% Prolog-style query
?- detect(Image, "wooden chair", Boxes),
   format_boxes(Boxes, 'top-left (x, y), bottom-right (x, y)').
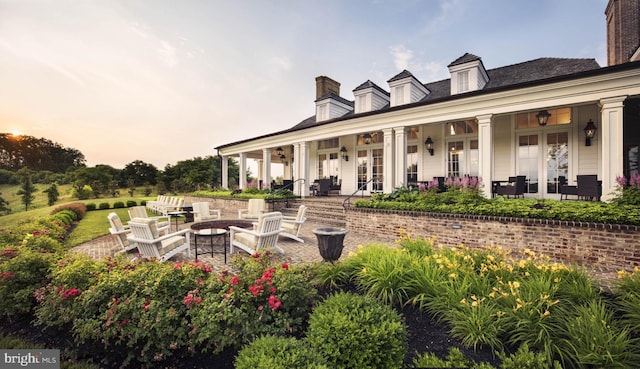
top-left (107, 213), bottom-right (137, 255)
top-left (495, 176), bottom-right (526, 198)
top-left (127, 218), bottom-right (191, 262)
top-left (230, 211), bottom-right (283, 255)
top-left (128, 206), bottom-right (170, 231)
top-left (192, 202), bottom-right (221, 222)
top-left (281, 205), bottom-right (307, 243)
top-left (238, 198), bottom-right (265, 221)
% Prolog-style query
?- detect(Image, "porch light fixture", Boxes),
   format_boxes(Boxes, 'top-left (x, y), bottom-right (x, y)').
top-left (340, 146), bottom-right (349, 161)
top-left (275, 147), bottom-right (284, 156)
top-left (584, 119), bottom-right (597, 146)
top-left (535, 110), bottom-right (551, 127)
top-left (424, 136), bottom-right (434, 156)
top-left (280, 154), bottom-right (287, 166)
top-left (363, 133), bottom-right (372, 145)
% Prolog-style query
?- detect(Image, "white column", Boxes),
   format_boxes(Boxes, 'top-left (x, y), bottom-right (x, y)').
top-left (299, 142), bottom-right (310, 197)
top-left (238, 153), bottom-right (247, 190)
top-left (477, 114), bottom-right (493, 199)
top-left (221, 155), bottom-right (229, 189)
top-left (262, 148), bottom-right (272, 190)
top-left (600, 96), bottom-right (626, 201)
top-left (383, 128), bottom-right (394, 192)
top-left (394, 127), bottom-right (407, 187)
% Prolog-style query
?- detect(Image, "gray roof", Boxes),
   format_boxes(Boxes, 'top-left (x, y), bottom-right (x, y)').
top-left (353, 80), bottom-right (390, 96)
top-left (314, 92), bottom-right (355, 107)
top-left (448, 52), bottom-right (481, 67)
top-left (215, 56), bottom-right (611, 150)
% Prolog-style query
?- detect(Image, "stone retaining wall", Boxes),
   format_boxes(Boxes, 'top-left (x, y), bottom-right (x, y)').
top-left (346, 208), bottom-right (640, 271)
top-left (183, 196), bottom-right (289, 215)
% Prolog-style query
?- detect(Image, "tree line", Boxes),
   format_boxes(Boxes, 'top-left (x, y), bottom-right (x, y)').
top-left (0, 133), bottom-right (243, 212)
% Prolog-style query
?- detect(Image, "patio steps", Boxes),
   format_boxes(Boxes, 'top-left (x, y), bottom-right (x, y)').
top-left (281, 196), bottom-right (350, 227)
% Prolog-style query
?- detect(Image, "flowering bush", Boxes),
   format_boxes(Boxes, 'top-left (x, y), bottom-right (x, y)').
top-left (187, 251), bottom-right (318, 354)
top-left (613, 173), bottom-right (640, 205)
top-left (0, 246), bottom-right (57, 316)
top-left (445, 175), bottom-right (482, 191)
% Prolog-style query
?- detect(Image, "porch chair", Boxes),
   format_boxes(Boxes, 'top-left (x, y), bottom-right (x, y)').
top-left (577, 175), bottom-right (602, 201)
top-left (316, 178), bottom-right (331, 196)
top-left (238, 198), bottom-right (266, 220)
top-left (280, 205), bottom-right (307, 243)
top-left (128, 206), bottom-right (171, 231)
top-left (229, 211), bottom-right (283, 255)
top-left (495, 176), bottom-right (526, 198)
top-left (107, 212), bottom-right (137, 255)
top-left (127, 218), bottom-right (191, 262)
top-left (192, 201), bottom-right (221, 222)
top-left (559, 176), bottom-right (578, 200)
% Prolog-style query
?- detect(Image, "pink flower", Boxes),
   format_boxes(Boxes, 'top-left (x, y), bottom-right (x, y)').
top-left (61, 288), bottom-right (82, 299)
top-left (268, 295), bottom-right (282, 310)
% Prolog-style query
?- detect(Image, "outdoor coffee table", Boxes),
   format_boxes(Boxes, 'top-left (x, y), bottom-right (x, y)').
top-left (167, 210), bottom-right (187, 231)
top-left (190, 220), bottom-right (253, 263)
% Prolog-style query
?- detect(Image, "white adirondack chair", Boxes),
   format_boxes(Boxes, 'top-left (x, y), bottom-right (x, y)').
top-left (230, 211), bottom-right (283, 255)
top-left (107, 212), bottom-right (137, 255)
top-left (280, 205), bottom-right (307, 243)
top-left (192, 202), bottom-right (221, 222)
top-left (237, 198), bottom-right (265, 221)
top-left (127, 206), bottom-right (171, 231)
top-left (127, 218), bottom-right (191, 262)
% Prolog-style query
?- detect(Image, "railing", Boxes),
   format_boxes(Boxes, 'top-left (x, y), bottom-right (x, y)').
top-left (271, 178), bottom-right (306, 198)
top-left (342, 177), bottom-right (378, 209)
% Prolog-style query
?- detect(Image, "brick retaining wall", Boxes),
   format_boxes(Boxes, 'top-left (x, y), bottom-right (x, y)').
top-left (346, 208), bottom-right (640, 271)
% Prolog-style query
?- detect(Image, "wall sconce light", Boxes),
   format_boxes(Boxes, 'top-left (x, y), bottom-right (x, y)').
top-left (536, 110), bottom-right (551, 127)
top-left (340, 146), bottom-right (349, 161)
top-left (363, 133), bottom-right (372, 145)
top-left (275, 147), bottom-right (284, 156)
top-left (584, 119), bottom-right (597, 146)
top-left (424, 136), bottom-right (434, 156)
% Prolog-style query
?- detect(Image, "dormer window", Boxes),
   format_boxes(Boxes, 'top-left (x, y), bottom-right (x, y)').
top-left (317, 103), bottom-right (328, 121)
top-left (448, 53), bottom-right (489, 95)
top-left (387, 70), bottom-right (429, 108)
top-left (352, 80), bottom-right (390, 114)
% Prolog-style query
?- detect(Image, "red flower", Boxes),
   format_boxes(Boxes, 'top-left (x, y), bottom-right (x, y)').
top-left (61, 287), bottom-right (82, 299)
top-left (268, 295), bottom-right (282, 310)
top-left (229, 276), bottom-right (240, 285)
top-left (0, 271), bottom-right (15, 280)
top-left (251, 252), bottom-right (260, 259)
top-left (143, 299), bottom-right (151, 312)
top-left (281, 262), bottom-right (289, 270)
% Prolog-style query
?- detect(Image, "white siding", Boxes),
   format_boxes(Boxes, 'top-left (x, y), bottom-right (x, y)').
top-left (493, 115), bottom-right (513, 180)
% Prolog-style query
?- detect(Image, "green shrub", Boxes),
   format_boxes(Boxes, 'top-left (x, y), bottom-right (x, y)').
top-left (126, 200), bottom-right (137, 207)
top-left (235, 335), bottom-right (326, 369)
top-left (306, 291), bottom-right (407, 369)
top-left (187, 252), bottom-right (318, 354)
top-left (0, 247), bottom-right (57, 316)
top-left (615, 269), bottom-right (640, 335)
top-left (412, 347), bottom-right (486, 368)
top-left (499, 343), bottom-right (562, 369)
top-left (52, 212), bottom-right (73, 225)
top-left (140, 200), bottom-right (147, 206)
top-left (51, 202), bottom-right (86, 219)
top-left (85, 203), bottom-right (96, 211)
top-left (98, 202), bottom-right (110, 210)
top-left (20, 234), bottom-right (63, 253)
top-left (112, 201), bottom-right (125, 208)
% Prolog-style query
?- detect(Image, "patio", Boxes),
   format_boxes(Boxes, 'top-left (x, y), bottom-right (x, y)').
top-left (72, 208), bottom-right (395, 273)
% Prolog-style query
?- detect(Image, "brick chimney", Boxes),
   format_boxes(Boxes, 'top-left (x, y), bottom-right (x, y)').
top-left (606, 0), bottom-right (640, 65)
top-left (315, 76), bottom-right (340, 99)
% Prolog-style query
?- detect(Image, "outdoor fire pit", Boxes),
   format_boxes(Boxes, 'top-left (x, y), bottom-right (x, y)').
top-left (312, 227), bottom-right (348, 263)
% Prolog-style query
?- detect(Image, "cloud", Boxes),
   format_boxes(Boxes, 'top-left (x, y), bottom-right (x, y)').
top-left (390, 44), bottom-right (414, 70)
top-left (158, 40), bottom-right (177, 66)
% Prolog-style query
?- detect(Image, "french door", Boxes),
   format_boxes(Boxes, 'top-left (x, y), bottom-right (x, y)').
top-left (357, 148), bottom-right (384, 193)
top-left (517, 131), bottom-right (569, 197)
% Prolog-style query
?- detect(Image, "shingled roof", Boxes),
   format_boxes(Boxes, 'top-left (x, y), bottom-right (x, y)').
top-left (215, 56), bottom-right (603, 149)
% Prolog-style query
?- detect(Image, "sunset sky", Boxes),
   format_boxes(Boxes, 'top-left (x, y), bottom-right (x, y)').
top-left (0, 0), bottom-right (608, 174)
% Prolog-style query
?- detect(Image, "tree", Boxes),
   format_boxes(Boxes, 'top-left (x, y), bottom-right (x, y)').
top-left (43, 183), bottom-right (59, 206)
top-left (0, 133), bottom-right (85, 172)
top-left (0, 192), bottom-right (9, 214)
top-left (16, 168), bottom-right (36, 211)
top-left (120, 160), bottom-right (158, 187)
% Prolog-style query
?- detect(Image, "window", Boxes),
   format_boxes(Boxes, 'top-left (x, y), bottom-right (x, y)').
top-left (317, 103), bottom-right (328, 121)
top-left (407, 145), bottom-right (418, 184)
top-left (516, 107), bottom-right (572, 128)
top-left (447, 141), bottom-right (464, 177)
top-left (317, 152), bottom-right (339, 179)
top-left (357, 131), bottom-right (383, 145)
top-left (317, 138), bottom-right (339, 150)
top-left (395, 86), bottom-right (404, 105)
top-left (407, 127), bottom-right (419, 140)
top-left (546, 132), bottom-right (568, 194)
top-left (447, 119), bottom-right (478, 136)
top-left (357, 95), bottom-right (367, 113)
top-left (458, 70), bottom-right (469, 92)
top-left (518, 135), bottom-right (539, 193)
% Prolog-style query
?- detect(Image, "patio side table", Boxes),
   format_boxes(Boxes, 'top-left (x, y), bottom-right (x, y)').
top-left (193, 228), bottom-right (227, 263)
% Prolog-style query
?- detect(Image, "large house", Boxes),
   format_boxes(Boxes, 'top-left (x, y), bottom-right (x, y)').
top-left (215, 0), bottom-right (640, 201)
